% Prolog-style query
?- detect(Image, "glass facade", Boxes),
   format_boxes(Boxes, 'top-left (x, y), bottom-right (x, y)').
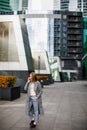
top-left (0, 15), bottom-right (34, 71)
top-left (48, 18), bottom-right (54, 56)
top-left (83, 18), bottom-right (87, 79)
top-left (32, 50), bottom-right (51, 74)
top-left (60, 0), bottom-right (69, 10)
top-left (0, 0), bottom-right (12, 12)
top-left (26, 18), bottom-right (48, 51)
top-left (54, 18), bottom-right (61, 56)
top-left (0, 22), bottom-right (19, 61)
top-left (70, 0), bottom-right (87, 17)
top-left (60, 0), bottom-right (87, 17)
top-left (78, 0), bottom-right (87, 17)
top-left (10, 0), bottom-right (28, 11)
top-left (0, 0), bottom-right (84, 79)
top-left (10, 0), bottom-right (19, 11)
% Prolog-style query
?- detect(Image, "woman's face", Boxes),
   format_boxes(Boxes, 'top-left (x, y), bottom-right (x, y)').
top-left (29, 74), bottom-right (33, 81)
top-left (29, 72), bottom-right (36, 82)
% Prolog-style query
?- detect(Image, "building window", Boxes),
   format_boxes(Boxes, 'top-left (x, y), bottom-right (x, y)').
top-left (63, 32), bottom-right (67, 37)
top-left (63, 26), bottom-right (67, 31)
top-left (61, 61), bottom-right (64, 67)
top-left (63, 21), bottom-right (67, 25)
top-left (63, 39), bottom-right (67, 44)
top-left (63, 15), bottom-right (67, 19)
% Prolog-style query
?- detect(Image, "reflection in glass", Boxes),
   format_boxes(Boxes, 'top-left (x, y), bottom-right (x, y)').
top-left (0, 22), bottom-right (19, 61)
top-left (32, 52), bottom-right (46, 70)
top-left (49, 57), bottom-right (61, 81)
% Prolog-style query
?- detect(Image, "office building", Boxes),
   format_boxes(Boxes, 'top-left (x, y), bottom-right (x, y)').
top-left (0, 0), bottom-right (12, 12)
top-left (32, 50), bottom-right (51, 74)
top-left (60, 0), bottom-right (69, 10)
top-left (10, 0), bottom-right (20, 11)
top-left (48, 11), bottom-right (83, 79)
top-left (60, 0), bottom-right (87, 17)
top-left (10, 0), bottom-right (28, 11)
top-left (78, 0), bottom-right (87, 17)
top-left (0, 1), bottom-right (83, 80)
top-left (0, 15), bottom-right (34, 89)
top-left (0, 0), bottom-right (28, 13)
top-left (60, 0), bottom-right (78, 11)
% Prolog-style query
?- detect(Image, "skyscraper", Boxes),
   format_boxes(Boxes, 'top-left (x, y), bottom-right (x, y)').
top-left (60, 0), bottom-right (87, 17)
top-left (60, 0), bottom-right (78, 11)
top-left (10, 0), bottom-right (19, 11)
top-left (10, 0), bottom-right (28, 11)
top-left (0, 0), bottom-right (12, 12)
top-left (78, 0), bottom-right (87, 17)
top-left (60, 0), bottom-right (69, 10)
top-left (48, 10), bottom-right (83, 79)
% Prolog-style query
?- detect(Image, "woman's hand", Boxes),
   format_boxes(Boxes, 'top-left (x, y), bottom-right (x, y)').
top-left (27, 77), bottom-right (30, 83)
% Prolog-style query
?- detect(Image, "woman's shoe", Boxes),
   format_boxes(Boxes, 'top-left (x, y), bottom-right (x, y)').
top-left (30, 122), bottom-right (37, 128)
top-left (30, 123), bottom-right (36, 128)
top-left (30, 120), bottom-right (34, 126)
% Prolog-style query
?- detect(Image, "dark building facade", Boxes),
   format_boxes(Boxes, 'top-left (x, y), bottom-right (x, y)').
top-left (49, 11), bottom-right (83, 80)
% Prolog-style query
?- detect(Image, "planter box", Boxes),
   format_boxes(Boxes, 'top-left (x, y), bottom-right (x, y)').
top-left (0, 86), bottom-right (20, 101)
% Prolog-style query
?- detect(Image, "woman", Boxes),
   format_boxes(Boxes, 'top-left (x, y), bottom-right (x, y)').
top-left (24, 72), bottom-right (43, 128)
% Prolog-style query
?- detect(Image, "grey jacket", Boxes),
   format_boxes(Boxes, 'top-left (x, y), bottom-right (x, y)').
top-left (24, 81), bottom-right (43, 116)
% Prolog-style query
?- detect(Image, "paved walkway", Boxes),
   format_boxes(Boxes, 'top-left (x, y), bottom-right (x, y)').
top-left (0, 81), bottom-right (87, 130)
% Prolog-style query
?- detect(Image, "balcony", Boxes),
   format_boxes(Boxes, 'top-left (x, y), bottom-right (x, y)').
top-left (68, 18), bottom-right (82, 22)
top-left (67, 30), bottom-right (82, 34)
top-left (68, 12), bottom-right (82, 17)
top-left (67, 50), bottom-right (82, 54)
top-left (67, 43), bottom-right (82, 47)
top-left (68, 24), bottom-right (82, 28)
top-left (68, 37), bottom-right (82, 41)
top-left (61, 56), bottom-right (81, 60)
top-left (61, 55), bottom-right (82, 60)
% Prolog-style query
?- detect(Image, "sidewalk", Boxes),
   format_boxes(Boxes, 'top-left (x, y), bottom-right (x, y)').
top-left (0, 81), bottom-right (87, 130)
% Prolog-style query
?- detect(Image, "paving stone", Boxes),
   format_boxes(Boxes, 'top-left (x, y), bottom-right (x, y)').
top-left (0, 81), bottom-right (87, 130)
